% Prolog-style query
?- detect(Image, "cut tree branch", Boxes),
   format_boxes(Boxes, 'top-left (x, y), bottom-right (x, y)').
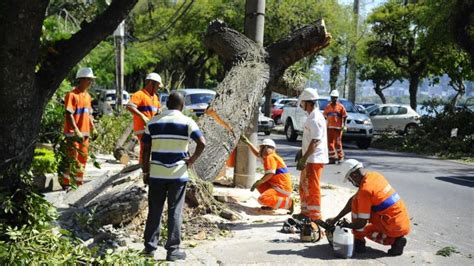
top-left (193, 19), bottom-right (330, 181)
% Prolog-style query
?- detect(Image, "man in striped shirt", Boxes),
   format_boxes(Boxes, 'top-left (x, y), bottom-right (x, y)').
top-left (141, 91), bottom-right (205, 261)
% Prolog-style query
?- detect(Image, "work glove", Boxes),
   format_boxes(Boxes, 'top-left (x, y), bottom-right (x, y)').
top-left (296, 157), bottom-right (307, 171)
top-left (342, 126), bottom-right (347, 133)
top-left (250, 180), bottom-right (260, 192)
top-left (74, 128), bottom-right (84, 140)
top-left (326, 217), bottom-right (337, 226)
top-left (295, 149), bottom-right (303, 162)
top-left (91, 128), bottom-right (98, 141)
top-left (240, 135), bottom-right (251, 145)
top-left (142, 116), bottom-right (150, 124)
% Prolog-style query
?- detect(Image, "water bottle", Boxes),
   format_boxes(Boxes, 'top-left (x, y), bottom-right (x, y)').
top-left (333, 225), bottom-right (354, 258)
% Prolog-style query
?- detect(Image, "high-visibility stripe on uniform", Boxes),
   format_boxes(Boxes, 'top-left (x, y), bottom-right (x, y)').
top-left (137, 105), bottom-right (158, 112)
top-left (372, 193), bottom-right (400, 212)
top-left (326, 112), bottom-right (342, 117)
top-left (272, 185), bottom-right (292, 197)
top-left (74, 107), bottom-right (90, 114)
top-left (265, 169), bottom-right (276, 174)
top-left (274, 197), bottom-right (284, 209)
top-left (275, 167), bottom-right (288, 174)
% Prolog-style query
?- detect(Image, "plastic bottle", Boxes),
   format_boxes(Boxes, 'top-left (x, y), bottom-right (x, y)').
top-left (333, 225), bottom-right (354, 258)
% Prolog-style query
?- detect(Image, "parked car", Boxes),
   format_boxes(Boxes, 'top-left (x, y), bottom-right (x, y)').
top-left (97, 89), bottom-right (130, 116)
top-left (159, 92), bottom-right (169, 106)
top-left (258, 113), bottom-right (275, 135)
top-left (272, 98), bottom-right (297, 124)
top-left (178, 88), bottom-right (216, 116)
top-left (367, 104), bottom-right (420, 134)
top-left (281, 97), bottom-right (374, 149)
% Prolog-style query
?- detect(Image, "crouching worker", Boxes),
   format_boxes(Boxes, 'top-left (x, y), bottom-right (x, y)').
top-left (240, 136), bottom-right (294, 213)
top-left (327, 159), bottom-right (410, 256)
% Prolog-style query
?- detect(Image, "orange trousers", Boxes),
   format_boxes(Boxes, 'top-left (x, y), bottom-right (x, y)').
top-left (327, 128), bottom-right (344, 160)
top-left (353, 211), bottom-right (411, 246)
top-left (257, 183), bottom-right (292, 210)
top-left (299, 163), bottom-right (324, 220)
top-left (62, 137), bottom-right (89, 186)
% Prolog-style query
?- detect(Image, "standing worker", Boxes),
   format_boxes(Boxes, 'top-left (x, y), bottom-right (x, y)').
top-left (61, 67), bottom-right (97, 188)
top-left (241, 136), bottom-right (294, 213)
top-left (295, 88), bottom-right (329, 222)
top-left (141, 92), bottom-right (206, 261)
top-left (327, 159), bottom-right (410, 256)
top-left (126, 73), bottom-right (162, 163)
top-left (323, 90), bottom-right (347, 164)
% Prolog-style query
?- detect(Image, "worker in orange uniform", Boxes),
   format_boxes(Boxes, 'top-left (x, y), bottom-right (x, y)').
top-left (241, 136), bottom-right (294, 213)
top-left (327, 159), bottom-right (411, 256)
top-left (295, 88), bottom-right (329, 222)
top-left (126, 73), bottom-right (162, 163)
top-left (62, 67), bottom-right (97, 188)
top-left (323, 90), bottom-right (347, 164)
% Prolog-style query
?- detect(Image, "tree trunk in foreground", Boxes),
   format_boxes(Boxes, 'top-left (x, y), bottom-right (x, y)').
top-left (192, 20), bottom-right (331, 181)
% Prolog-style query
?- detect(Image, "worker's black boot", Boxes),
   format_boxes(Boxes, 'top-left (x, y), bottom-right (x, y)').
top-left (166, 249), bottom-right (186, 261)
top-left (388, 236), bottom-right (407, 256)
top-left (354, 239), bottom-right (367, 253)
top-left (328, 158), bottom-right (336, 164)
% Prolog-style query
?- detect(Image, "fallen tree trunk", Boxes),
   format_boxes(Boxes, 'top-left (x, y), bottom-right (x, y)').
top-left (193, 19), bottom-right (331, 181)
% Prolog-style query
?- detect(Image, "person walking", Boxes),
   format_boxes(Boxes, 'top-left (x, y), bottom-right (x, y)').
top-left (61, 67), bottom-right (97, 188)
top-left (323, 90), bottom-right (347, 163)
top-left (126, 73), bottom-right (162, 163)
top-left (295, 88), bottom-right (329, 222)
top-left (141, 91), bottom-right (206, 261)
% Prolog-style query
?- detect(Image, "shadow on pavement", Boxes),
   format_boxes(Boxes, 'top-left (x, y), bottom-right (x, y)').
top-left (267, 244), bottom-right (388, 260)
top-left (435, 176), bottom-right (474, 188)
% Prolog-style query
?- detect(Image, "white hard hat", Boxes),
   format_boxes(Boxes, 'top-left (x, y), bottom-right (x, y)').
top-left (145, 73), bottom-right (162, 84)
top-left (260, 139), bottom-right (276, 148)
top-left (299, 88), bottom-right (319, 102)
top-left (342, 159), bottom-right (363, 182)
top-left (330, 90), bottom-right (339, 97)
top-left (76, 67), bottom-right (96, 79)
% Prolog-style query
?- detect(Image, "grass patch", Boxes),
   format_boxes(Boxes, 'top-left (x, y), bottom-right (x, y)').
top-left (436, 246), bottom-right (460, 257)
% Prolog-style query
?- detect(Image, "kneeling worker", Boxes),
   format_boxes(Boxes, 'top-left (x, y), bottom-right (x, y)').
top-left (241, 136), bottom-right (294, 213)
top-left (327, 159), bottom-right (410, 256)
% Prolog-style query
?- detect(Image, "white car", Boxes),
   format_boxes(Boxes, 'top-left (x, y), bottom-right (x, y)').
top-left (281, 97), bottom-right (374, 149)
top-left (366, 104), bottom-right (420, 134)
top-left (97, 89), bottom-right (130, 116)
top-left (178, 88), bottom-right (216, 117)
top-left (273, 98), bottom-right (298, 109)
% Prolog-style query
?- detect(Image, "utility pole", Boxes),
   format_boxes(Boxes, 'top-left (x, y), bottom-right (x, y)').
top-left (114, 21), bottom-right (125, 113)
top-left (348, 0), bottom-right (359, 104)
top-left (234, 0), bottom-right (265, 188)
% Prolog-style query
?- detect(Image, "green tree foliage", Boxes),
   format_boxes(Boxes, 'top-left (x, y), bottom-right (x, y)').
top-left (358, 38), bottom-right (403, 104)
top-left (419, 0), bottom-right (474, 66)
top-left (366, 0), bottom-right (429, 109)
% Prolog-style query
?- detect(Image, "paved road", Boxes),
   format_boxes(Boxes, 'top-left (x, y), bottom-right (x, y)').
top-left (266, 132), bottom-right (474, 259)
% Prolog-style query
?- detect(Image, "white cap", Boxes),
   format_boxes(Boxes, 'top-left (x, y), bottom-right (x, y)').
top-left (145, 73), bottom-right (162, 84)
top-left (260, 139), bottom-right (276, 148)
top-left (299, 88), bottom-right (319, 101)
top-left (343, 159), bottom-right (363, 182)
top-left (330, 90), bottom-right (339, 97)
top-left (76, 67), bottom-right (96, 79)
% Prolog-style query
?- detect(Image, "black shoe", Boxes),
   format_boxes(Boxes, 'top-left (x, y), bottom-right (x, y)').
top-left (260, 206), bottom-right (273, 210)
top-left (388, 236), bottom-right (407, 256)
top-left (166, 249), bottom-right (186, 261)
top-left (140, 249), bottom-right (155, 258)
top-left (354, 239), bottom-right (367, 253)
top-left (328, 158), bottom-right (336, 164)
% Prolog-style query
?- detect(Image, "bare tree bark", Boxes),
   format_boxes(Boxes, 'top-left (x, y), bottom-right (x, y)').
top-left (192, 19), bottom-right (331, 181)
